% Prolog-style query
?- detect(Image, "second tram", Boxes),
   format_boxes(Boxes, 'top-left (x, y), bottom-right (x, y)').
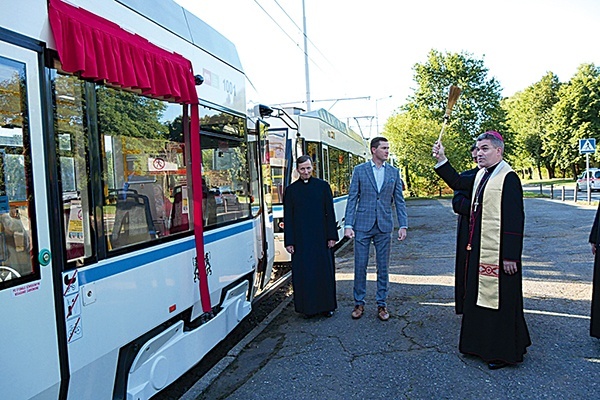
top-left (265, 107), bottom-right (369, 264)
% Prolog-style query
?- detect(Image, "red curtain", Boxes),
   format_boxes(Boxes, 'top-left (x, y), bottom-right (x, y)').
top-left (48, 0), bottom-right (211, 311)
top-left (48, 0), bottom-right (198, 105)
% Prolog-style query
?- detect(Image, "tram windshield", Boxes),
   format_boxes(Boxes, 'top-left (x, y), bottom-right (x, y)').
top-left (0, 56), bottom-right (36, 286)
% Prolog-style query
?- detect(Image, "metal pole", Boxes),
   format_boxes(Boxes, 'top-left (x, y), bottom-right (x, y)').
top-left (375, 99), bottom-right (380, 134)
top-left (375, 95), bottom-right (392, 135)
top-left (302, 0), bottom-right (311, 111)
top-left (587, 153), bottom-right (591, 204)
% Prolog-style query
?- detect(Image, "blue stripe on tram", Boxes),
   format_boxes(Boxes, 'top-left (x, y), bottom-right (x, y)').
top-left (78, 220), bottom-right (254, 284)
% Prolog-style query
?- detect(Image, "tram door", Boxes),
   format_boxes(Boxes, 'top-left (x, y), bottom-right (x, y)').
top-left (248, 119), bottom-right (274, 294)
top-left (258, 120), bottom-right (274, 286)
top-left (322, 145), bottom-right (330, 182)
top-left (0, 41), bottom-right (61, 399)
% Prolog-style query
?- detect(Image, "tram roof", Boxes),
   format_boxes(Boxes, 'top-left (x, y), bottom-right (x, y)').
top-left (116, 0), bottom-right (242, 71)
top-left (301, 109), bottom-right (348, 135)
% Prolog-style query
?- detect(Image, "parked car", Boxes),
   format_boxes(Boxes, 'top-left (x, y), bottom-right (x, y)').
top-left (576, 168), bottom-right (600, 191)
top-left (219, 186), bottom-right (239, 208)
top-left (209, 188), bottom-right (223, 205)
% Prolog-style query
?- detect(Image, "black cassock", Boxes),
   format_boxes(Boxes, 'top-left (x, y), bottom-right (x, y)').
top-left (437, 162), bottom-right (531, 364)
top-left (452, 167), bottom-right (479, 315)
top-left (588, 204), bottom-right (600, 338)
top-left (283, 177), bottom-right (338, 316)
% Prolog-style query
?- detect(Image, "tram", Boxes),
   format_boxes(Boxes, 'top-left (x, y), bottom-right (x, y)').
top-left (265, 107), bottom-right (369, 264)
top-left (0, 0), bottom-right (274, 399)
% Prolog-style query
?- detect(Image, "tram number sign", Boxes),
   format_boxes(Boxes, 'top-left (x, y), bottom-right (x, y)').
top-left (579, 138), bottom-right (596, 154)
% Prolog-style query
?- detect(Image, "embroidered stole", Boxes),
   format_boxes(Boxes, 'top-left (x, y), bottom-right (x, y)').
top-left (470, 161), bottom-right (511, 310)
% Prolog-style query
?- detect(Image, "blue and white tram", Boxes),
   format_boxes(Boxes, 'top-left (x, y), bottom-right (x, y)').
top-left (0, 1), bottom-right (274, 399)
top-left (265, 107), bottom-right (369, 264)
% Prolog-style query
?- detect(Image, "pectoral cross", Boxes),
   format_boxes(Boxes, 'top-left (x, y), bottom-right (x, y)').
top-left (472, 170), bottom-right (490, 213)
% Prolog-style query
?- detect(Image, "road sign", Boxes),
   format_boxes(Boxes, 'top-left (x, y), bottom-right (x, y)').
top-left (579, 138), bottom-right (596, 154)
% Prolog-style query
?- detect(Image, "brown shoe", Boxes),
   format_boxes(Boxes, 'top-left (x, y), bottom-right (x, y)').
top-left (377, 306), bottom-right (390, 321)
top-left (351, 305), bottom-right (364, 319)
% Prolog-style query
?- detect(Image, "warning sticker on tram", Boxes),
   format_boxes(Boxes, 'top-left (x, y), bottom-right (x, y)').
top-left (11, 282), bottom-right (40, 297)
top-left (148, 157), bottom-right (178, 172)
top-left (67, 200), bottom-right (84, 244)
top-left (67, 317), bottom-right (83, 343)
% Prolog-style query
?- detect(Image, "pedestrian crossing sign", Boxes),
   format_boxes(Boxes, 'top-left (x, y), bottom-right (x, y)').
top-left (579, 138), bottom-right (596, 154)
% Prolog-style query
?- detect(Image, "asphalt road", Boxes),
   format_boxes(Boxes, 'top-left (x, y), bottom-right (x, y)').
top-left (187, 197), bottom-right (600, 400)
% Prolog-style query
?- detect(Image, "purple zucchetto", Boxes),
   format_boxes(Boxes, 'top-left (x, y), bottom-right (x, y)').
top-left (485, 130), bottom-right (503, 142)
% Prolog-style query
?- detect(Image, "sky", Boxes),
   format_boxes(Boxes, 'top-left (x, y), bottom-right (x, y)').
top-left (175, 0), bottom-right (600, 138)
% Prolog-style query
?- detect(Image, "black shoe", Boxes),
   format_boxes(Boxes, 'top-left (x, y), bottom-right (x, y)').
top-left (322, 310), bottom-right (334, 317)
top-left (488, 361), bottom-right (508, 370)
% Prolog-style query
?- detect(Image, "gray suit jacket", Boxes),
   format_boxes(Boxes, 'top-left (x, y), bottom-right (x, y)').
top-left (344, 161), bottom-right (408, 233)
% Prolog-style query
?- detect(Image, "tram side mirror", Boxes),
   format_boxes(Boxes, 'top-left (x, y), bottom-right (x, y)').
top-left (258, 104), bottom-right (273, 118)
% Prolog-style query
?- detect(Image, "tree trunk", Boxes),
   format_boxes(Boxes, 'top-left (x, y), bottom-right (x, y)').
top-left (545, 161), bottom-right (555, 179)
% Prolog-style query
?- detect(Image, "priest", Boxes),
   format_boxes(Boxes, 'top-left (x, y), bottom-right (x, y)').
top-left (588, 204), bottom-right (600, 338)
top-left (432, 131), bottom-right (531, 369)
top-left (284, 155), bottom-right (338, 317)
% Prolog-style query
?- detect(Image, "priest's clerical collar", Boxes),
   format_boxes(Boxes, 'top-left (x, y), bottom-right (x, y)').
top-left (485, 161), bottom-right (501, 174)
top-left (302, 177), bottom-right (311, 183)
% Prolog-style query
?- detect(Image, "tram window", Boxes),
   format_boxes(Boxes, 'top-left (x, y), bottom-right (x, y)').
top-left (268, 133), bottom-right (285, 204)
top-left (327, 147), bottom-right (353, 197)
top-left (306, 142), bottom-right (320, 178)
top-left (0, 56), bottom-right (36, 286)
top-left (97, 87), bottom-right (189, 250)
top-left (248, 137), bottom-right (261, 217)
top-left (53, 74), bottom-right (94, 263)
top-left (328, 147), bottom-right (343, 196)
top-left (200, 107), bottom-right (245, 138)
top-left (200, 135), bottom-right (251, 226)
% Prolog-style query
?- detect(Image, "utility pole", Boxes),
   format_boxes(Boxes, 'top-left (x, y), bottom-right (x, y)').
top-left (302, 0), bottom-right (311, 111)
top-left (375, 95), bottom-right (392, 134)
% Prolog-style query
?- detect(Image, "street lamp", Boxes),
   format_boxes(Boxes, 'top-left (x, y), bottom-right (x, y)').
top-left (375, 95), bottom-right (392, 134)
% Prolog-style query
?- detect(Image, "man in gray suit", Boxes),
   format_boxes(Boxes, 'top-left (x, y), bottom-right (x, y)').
top-left (344, 136), bottom-right (408, 321)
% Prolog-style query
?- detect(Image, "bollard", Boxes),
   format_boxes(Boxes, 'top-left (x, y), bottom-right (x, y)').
top-left (562, 186), bottom-right (565, 201)
top-left (550, 184), bottom-right (554, 199)
top-left (539, 183), bottom-right (543, 195)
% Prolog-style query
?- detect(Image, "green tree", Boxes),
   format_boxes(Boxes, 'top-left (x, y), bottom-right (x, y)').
top-left (503, 72), bottom-right (561, 179)
top-left (547, 64), bottom-right (600, 178)
top-left (96, 86), bottom-right (167, 139)
top-left (386, 110), bottom-right (465, 196)
top-left (403, 49), bottom-right (507, 165)
top-left (386, 50), bottom-right (506, 194)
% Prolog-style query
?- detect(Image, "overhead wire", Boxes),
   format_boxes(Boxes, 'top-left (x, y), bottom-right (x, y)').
top-left (251, 0), bottom-right (360, 112)
top-left (271, 0), bottom-right (341, 75)
top-left (251, 0), bottom-right (346, 79)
